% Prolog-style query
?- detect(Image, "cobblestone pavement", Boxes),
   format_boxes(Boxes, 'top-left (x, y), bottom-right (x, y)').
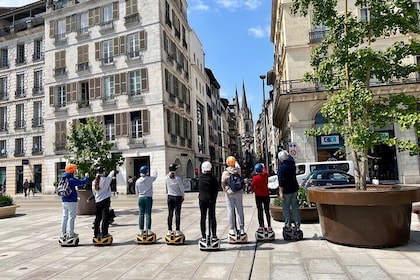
top-left (1, 192), bottom-right (420, 280)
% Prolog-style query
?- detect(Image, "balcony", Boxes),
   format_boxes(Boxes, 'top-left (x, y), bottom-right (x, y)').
top-left (125, 13), bottom-right (140, 26)
top-left (99, 21), bottom-right (114, 33)
top-left (76, 28), bottom-right (90, 39)
top-left (32, 53), bottom-right (44, 62)
top-left (0, 122), bottom-right (7, 132)
top-left (0, 92), bottom-right (8, 101)
top-left (33, 87), bottom-right (43, 96)
top-left (126, 51), bottom-right (141, 60)
top-left (54, 67), bottom-right (67, 77)
top-left (14, 150), bottom-right (25, 157)
top-left (15, 89), bottom-right (25, 98)
top-left (32, 117), bottom-right (43, 127)
top-left (170, 134), bottom-right (177, 144)
top-left (76, 62), bottom-right (89, 72)
top-left (101, 56), bottom-right (114, 66)
top-left (78, 100), bottom-right (90, 108)
top-left (54, 33), bottom-right (67, 44)
top-left (15, 120), bottom-right (25, 129)
top-left (32, 147), bottom-right (43, 155)
top-left (309, 29), bottom-right (329, 44)
top-left (0, 151), bottom-right (6, 158)
top-left (15, 57), bottom-right (26, 65)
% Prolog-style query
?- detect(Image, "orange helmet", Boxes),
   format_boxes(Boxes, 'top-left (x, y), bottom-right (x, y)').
top-left (65, 163), bottom-right (78, 173)
top-left (226, 156), bottom-right (236, 167)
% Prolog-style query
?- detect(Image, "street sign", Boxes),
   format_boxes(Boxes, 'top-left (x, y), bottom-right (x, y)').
top-left (289, 142), bottom-right (297, 158)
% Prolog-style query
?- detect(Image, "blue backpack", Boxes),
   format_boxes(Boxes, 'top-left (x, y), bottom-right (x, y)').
top-left (229, 173), bottom-right (243, 192)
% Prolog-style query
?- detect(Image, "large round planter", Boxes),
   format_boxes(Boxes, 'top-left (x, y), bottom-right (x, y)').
top-left (0, 204), bottom-right (19, 218)
top-left (308, 185), bottom-right (420, 248)
top-left (77, 189), bottom-right (96, 215)
top-left (270, 205), bottom-right (319, 223)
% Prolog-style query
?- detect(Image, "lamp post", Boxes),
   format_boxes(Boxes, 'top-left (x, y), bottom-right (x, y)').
top-left (259, 74), bottom-right (269, 174)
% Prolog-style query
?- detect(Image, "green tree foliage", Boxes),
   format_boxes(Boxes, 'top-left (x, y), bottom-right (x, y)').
top-left (65, 119), bottom-right (124, 188)
top-left (291, 0), bottom-right (420, 189)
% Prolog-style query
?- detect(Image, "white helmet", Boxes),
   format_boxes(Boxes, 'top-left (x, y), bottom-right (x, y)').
top-left (278, 150), bottom-right (289, 162)
top-left (201, 161), bottom-right (212, 173)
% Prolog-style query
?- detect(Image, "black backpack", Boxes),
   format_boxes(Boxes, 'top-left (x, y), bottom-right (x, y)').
top-left (229, 173), bottom-right (243, 192)
top-left (57, 178), bottom-right (72, 197)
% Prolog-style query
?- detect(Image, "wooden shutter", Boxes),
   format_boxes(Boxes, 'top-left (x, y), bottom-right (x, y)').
top-left (113, 2), bottom-right (119, 20)
top-left (119, 36), bottom-right (125, 54)
top-left (113, 38), bottom-right (119, 56)
top-left (70, 82), bottom-right (77, 102)
top-left (95, 42), bottom-right (100, 60)
top-left (49, 86), bottom-right (54, 106)
top-left (141, 68), bottom-right (148, 91)
top-left (139, 30), bottom-right (147, 50)
top-left (89, 79), bottom-right (95, 99)
top-left (65, 16), bottom-right (71, 33)
top-left (116, 112), bottom-right (128, 136)
top-left (49, 20), bottom-right (55, 37)
top-left (77, 46), bottom-right (83, 64)
top-left (120, 73), bottom-right (126, 94)
top-left (142, 110), bottom-right (149, 134)
top-left (95, 77), bottom-right (101, 98)
top-left (88, 9), bottom-right (94, 26)
top-left (114, 73), bottom-right (120, 95)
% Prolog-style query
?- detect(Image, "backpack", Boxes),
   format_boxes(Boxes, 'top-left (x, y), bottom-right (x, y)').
top-left (229, 173), bottom-right (243, 192)
top-left (57, 178), bottom-right (72, 197)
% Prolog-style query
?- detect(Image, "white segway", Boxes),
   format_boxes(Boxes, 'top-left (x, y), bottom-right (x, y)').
top-left (228, 211), bottom-right (248, 244)
top-left (199, 218), bottom-right (220, 251)
top-left (59, 234), bottom-right (79, 247)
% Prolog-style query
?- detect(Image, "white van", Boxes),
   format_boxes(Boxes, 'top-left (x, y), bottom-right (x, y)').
top-left (295, 160), bottom-right (354, 185)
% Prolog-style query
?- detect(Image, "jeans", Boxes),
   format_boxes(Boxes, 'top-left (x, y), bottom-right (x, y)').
top-left (225, 191), bottom-right (245, 231)
top-left (255, 195), bottom-right (271, 228)
top-left (282, 191), bottom-right (300, 228)
top-left (138, 196), bottom-right (153, 230)
top-left (61, 201), bottom-right (77, 235)
top-left (94, 197), bottom-right (111, 237)
top-left (199, 200), bottom-right (217, 238)
top-left (167, 195), bottom-right (183, 230)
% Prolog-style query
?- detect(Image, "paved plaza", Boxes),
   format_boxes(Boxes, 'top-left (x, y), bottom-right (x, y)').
top-left (1, 192), bottom-right (420, 280)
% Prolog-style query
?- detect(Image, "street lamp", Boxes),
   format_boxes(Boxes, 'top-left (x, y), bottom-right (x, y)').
top-left (259, 74), bottom-right (270, 174)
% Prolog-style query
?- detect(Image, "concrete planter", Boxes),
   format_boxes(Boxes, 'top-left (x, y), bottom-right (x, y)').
top-left (0, 204), bottom-right (19, 218)
top-left (270, 205), bottom-right (319, 223)
top-left (77, 189), bottom-right (96, 215)
top-left (308, 185), bottom-right (420, 248)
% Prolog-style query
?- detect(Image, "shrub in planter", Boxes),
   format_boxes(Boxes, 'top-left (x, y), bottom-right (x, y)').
top-left (271, 188), bottom-right (318, 222)
top-left (0, 194), bottom-right (14, 207)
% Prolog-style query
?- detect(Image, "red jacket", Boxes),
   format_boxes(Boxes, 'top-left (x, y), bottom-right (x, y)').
top-left (250, 167), bottom-right (269, 197)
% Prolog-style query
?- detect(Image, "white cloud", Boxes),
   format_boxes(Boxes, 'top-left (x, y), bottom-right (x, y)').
top-left (248, 25), bottom-right (270, 38)
top-left (1, 0), bottom-right (33, 7)
top-left (243, 0), bottom-right (263, 10)
top-left (189, 0), bottom-right (210, 12)
top-left (215, 0), bottom-right (263, 11)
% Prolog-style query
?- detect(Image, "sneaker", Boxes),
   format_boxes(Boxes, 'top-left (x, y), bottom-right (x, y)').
top-left (201, 237), bottom-right (206, 242)
top-left (69, 233), bottom-right (78, 238)
top-left (147, 229), bottom-right (154, 236)
top-left (139, 230), bottom-right (144, 236)
top-left (257, 227), bottom-right (264, 233)
top-left (228, 229), bottom-right (236, 235)
top-left (212, 236), bottom-right (218, 242)
top-left (284, 226), bottom-right (292, 232)
top-left (240, 229), bottom-right (245, 235)
top-left (167, 230), bottom-right (173, 235)
top-left (175, 230), bottom-right (183, 236)
top-left (267, 227), bottom-right (273, 233)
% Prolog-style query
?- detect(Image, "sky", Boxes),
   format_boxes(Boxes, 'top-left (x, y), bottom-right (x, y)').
top-left (3, 0), bottom-right (274, 123)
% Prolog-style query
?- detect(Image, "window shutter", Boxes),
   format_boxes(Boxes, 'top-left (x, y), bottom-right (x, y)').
top-left (114, 73), bottom-right (120, 95)
top-left (95, 42), bottom-right (100, 60)
top-left (142, 110), bottom-right (149, 134)
top-left (49, 20), bottom-right (55, 37)
top-left (65, 16), bottom-right (71, 33)
top-left (71, 82), bottom-right (77, 102)
top-left (121, 112), bottom-right (128, 136)
top-left (88, 9), bottom-right (94, 26)
top-left (89, 79), bottom-right (95, 99)
top-left (113, 2), bottom-right (119, 20)
top-left (119, 36), bottom-right (125, 54)
top-left (66, 84), bottom-right (71, 102)
top-left (113, 38), bottom-right (119, 56)
top-left (95, 77), bottom-right (101, 98)
top-left (49, 86), bottom-right (54, 106)
top-left (141, 68), bottom-right (148, 91)
top-left (120, 73), bottom-right (126, 94)
top-left (139, 30), bottom-right (147, 50)
top-left (94, 7), bottom-right (100, 24)
top-left (70, 14), bottom-right (77, 32)
top-left (77, 46), bottom-right (82, 64)
top-left (133, 0), bottom-right (138, 13)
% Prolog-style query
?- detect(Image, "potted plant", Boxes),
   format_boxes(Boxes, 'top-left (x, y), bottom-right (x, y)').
top-left (0, 194), bottom-right (19, 218)
top-left (291, 0), bottom-right (420, 247)
top-left (270, 187), bottom-right (318, 223)
top-left (65, 119), bottom-right (124, 215)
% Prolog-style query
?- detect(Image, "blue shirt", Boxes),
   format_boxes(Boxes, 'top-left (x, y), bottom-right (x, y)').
top-left (61, 172), bottom-right (89, 202)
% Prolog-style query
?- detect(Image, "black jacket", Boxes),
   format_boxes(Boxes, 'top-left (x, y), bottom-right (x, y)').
top-left (198, 173), bottom-right (218, 203)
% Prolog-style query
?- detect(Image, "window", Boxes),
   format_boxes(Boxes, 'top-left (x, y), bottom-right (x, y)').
top-left (54, 121), bottom-right (66, 151)
top-left (0, 140), bottom-right (6, 157)
top-left (33, 70), bottom-right (43, 95)
top-left (77, 45), bottom-right (89, 71)
top-left (129, 71), bottom-right (141, 95)
top-left (56, 19), bottom-right (66, 41)
top-left (103, 76), bottom-right (114, 100)
top-left (103, 4), bottom-right (113, 23)
top-left (360, 6), bottom-right (370, 22)
top-left (78, 12), bottom-right (89, 35)
top-left (33, 136), bottom-right (42, 154)
top-left (0, 107), bottom-right (7, 131)
top-left (126, 0), bottom-right (138, 16)
top-left (33, 101), bottom-right (42, 127)
top-left (16, 74), bottom-right (25, 97)
top-left (33, 38), bottom-right (43, 61)
top-left (15, 104), bottom-right (25, 128)
top-left (54, 50), bottom-right (66, 76)
top-left (0, 77), bottom-right (7, 100)
top-left (15, 138), bottom-right (24, 156)
top-left (16, 44), bottom-right (25, 65)
top-left (130, 110), bottom-right (149, 138)
top-left (102, 40), bottom-right (114, 64)
top-left (127, 33), bottom-right (140, 58)
top-left (78, 81), bottom-right (89, 108)
top-left (56, 85), bottom-right (66, 108)
top-left (0, 48), bottom-right (8, 68)
top-left (104, 115), bottom-right (115, 141)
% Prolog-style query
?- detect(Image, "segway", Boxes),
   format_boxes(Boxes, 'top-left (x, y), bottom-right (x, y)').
top-left (165, 231), bottom-right (185, 245)
top-left (228, 211), bottom-right (248, 244)
top-left (93, 234), bottom-right (113, 246)
top-left (59, 234), bottom-right (79, 247)
top-left (199, 218), bottom-right (220, 251)
top-left (136, 231), bottom-right (157, 244)
top-left (282, 225), bottom-right (303, 241)
top-left (255, 227), bottom-right (275, 242)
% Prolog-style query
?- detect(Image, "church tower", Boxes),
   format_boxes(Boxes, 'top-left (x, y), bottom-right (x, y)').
top-left (238, 82), bottom-right (254, 176)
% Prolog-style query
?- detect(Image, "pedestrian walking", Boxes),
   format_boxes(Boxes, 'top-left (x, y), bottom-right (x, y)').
top-left (23, 179), bottom-right (29, 197)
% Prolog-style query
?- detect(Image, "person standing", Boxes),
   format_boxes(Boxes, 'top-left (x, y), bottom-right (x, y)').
top-left (198, 161), bottom-right (219, 241)
top-left (250, 163), bottom-right (272, 233)
top-left (28, 180), bottom-right (36, 196)
top-left (277, 150), bottom-right (300, 231)
top-left (221, 156), bottom-right (246, 236)
top-left (135, 166), bottom-right (158, 236)
top-left (165, 163), bottom-right (184, 236)
top-left (127, 175), bottom-right (135, 194)
top-left (23, 179), bottom-right (29, 197)
top-left (60, 164), bottom-right (89, 239)
top-left (92, 166), bottom-right (115, 238)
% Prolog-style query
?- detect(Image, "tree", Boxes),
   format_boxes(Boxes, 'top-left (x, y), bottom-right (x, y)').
top-left (65, 119), bottom-right (124, 188)
top-left (291, 0), bottom-right (420, 189)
